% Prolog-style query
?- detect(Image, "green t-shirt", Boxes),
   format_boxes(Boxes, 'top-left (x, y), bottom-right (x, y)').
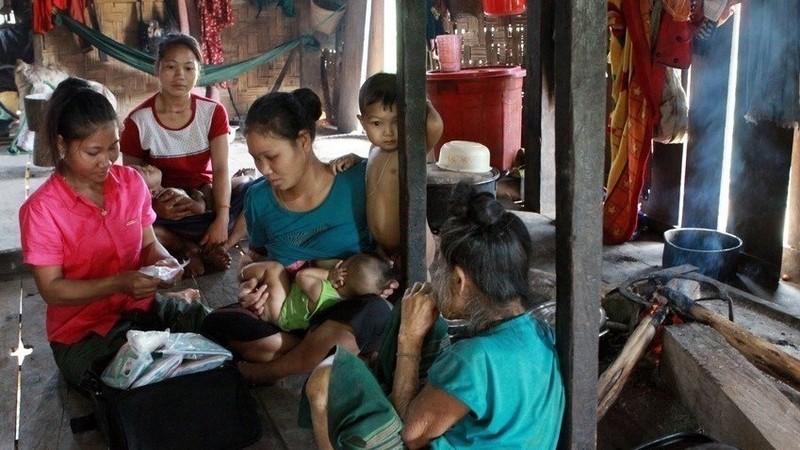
top-left (278, 279), bottom-right (342, 331)
top-left (428, 314), bottom-right (565, 449)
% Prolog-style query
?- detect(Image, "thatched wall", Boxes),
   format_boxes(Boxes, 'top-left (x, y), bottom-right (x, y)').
top-left (40, 0), bottom-right (300, 118)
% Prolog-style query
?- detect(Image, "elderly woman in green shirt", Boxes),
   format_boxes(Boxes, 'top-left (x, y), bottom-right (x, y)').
top-left (304, 183), bottom-right (566, 449)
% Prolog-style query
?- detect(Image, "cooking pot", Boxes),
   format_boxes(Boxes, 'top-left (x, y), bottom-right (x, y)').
top-left (426, 163), bottom-right (500, 233)
top-left (662, 228), bottom-right (742, 281)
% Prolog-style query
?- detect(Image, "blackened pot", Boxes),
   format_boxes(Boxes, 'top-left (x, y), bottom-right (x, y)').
top-left (426, 163), bottom-right (501, 233)
top-left (662, 228), bottom-right (743, 281)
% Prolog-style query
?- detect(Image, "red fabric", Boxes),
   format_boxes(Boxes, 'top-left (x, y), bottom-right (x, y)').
top-left (196, 0), bottom-right (233, 65)
top-left (654, 12), bottom-right (692, 69)
top-left (33, 0), bottom-right (86, 35)
top-left (602, 0), bottom-right (666, 244)
top-left (19, 166), bottom-right (157, 344)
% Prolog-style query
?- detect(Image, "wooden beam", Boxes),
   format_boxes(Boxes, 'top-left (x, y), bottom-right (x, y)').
top-left (552, 0), bottom-right (606, 446)
top-left (396, 1), bottom-right (428, 285)
top-left (662, 323), bottom-right (800, 449)
top-left (336, 0), bottom-right (369, 133)
top-left (366, 0), bottom-right (385, 76)
top-left (298, 0), bottom-right (323, 103)
top-left (522, 0), bottom-right (542, 212)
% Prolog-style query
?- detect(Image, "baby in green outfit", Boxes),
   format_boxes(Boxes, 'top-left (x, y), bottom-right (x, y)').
top-left (240, 253), bottom-right (395, 332)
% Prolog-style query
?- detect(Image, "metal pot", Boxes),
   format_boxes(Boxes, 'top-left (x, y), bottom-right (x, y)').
top-left (426, 163), bottom-right (501, 233)
top-left (662, 228), bottom-right (742, 281)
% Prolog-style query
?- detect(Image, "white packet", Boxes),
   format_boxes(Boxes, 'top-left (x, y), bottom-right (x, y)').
top-left (127, 329), bottom-right (170, 354)
top-left (138, 264), bottom-right (183, 282)
top-left (101, 342), bottom-right (154, 389)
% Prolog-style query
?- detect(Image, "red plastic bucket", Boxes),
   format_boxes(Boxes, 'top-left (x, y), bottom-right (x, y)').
top-left (426, 66), bottom-right (526, 171)
top-left (482, 0), bottom-right (526, 16)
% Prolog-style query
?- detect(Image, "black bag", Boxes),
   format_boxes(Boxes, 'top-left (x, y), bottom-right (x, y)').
top-left (73, 360), bottom-right (262, 450)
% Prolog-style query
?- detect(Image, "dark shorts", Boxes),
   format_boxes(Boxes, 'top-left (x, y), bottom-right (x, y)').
top-left (155, 178), bottom-right (255, 242)
top-left (200, 294), bottom-right (392, 355)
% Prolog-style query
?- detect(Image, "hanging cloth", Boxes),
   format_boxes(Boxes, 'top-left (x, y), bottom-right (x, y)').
top-left (742, 0), bottom-right (800, 128)
top-left (33, 0), bottom-right (86, 34)
top-left (603, 0), bottom-right (666, 244)
top-left (197, 0), bottom-right (233, 65)
top-left (54, 13), bottom-right (319, 86)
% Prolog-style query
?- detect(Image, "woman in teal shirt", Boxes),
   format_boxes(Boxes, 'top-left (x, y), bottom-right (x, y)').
top-left (304, 184), bottom-right (565, 449)
top-left (202, 88), bottom-right (394, 385)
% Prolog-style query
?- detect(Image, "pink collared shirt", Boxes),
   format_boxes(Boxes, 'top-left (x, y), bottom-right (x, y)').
top-left (19, 165), bottom-right (157, 344)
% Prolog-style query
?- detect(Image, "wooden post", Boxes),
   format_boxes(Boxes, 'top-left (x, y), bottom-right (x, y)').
top-left (552, 0), bottom-right (606, 446)
top-left (396, 1), bottom-right (428, 285)
top-left (366, 0), bottom-right (385, 76)
top-left (336, 0), bottom-right (369, 133)
top-left (522, 0), bottom-right (556, 215)
top-left (298, 0), bottom-right (323, 104)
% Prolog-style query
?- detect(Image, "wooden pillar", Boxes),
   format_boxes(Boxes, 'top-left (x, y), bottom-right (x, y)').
top-left (728, 0), bottom-right (793, 282)
top-left (782, 129), bottom-right (800, 281)
top-left (336, 0), bottom-right (369, 133)
top-left (522, 0), bottom-right (555, 216)
top-left (397, 1), bottom-right (428, 285)
top-left (366, 0), bottom-right (384, 76)
top-left (552, 0), bottom-right (605, 446)
top-left (299, 0), bottom-right (323, 106)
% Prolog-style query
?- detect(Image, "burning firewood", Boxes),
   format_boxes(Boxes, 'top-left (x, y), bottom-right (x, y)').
top-left (597, 304), bottom-right (668, 419)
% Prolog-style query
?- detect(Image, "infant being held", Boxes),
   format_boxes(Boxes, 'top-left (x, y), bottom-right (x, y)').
top-left (240, 253), bottom-right (395, 332)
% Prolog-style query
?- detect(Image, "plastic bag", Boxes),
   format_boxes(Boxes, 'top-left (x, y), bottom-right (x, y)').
top-left (101, 342), bottom-right (154, 389)
top-left (158, 333), bottom-right (233, 360)
top-left (130, 354), bottom-right (184, 388)
top-left (171, 355), bottom-right (230, 378)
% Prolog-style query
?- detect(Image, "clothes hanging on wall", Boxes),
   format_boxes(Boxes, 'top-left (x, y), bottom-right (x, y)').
top-left (604, 0), bottom-right (666, 244)
top-left (33, 0), bottom-right (85, 34)
top-left (197, 0), bottom-right (233, 65)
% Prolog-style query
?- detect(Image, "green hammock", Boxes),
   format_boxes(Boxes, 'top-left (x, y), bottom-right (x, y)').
top-left (55, 13), bottom-right (319, 86)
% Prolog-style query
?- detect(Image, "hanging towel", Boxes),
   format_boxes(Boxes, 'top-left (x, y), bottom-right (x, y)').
top-left (742, 0), bottom-right (800, 128)
top-left (604, 0), bottom-right (666, 244)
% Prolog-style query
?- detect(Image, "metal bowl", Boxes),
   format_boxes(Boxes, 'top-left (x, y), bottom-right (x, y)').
top-left (446, 301), bottom-right (608, 338)
top-left (529, 301), bottom-right (608, 337)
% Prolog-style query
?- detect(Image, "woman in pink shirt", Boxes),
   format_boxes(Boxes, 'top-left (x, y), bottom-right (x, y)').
top-left (19, 78), bottom-right (208, 389)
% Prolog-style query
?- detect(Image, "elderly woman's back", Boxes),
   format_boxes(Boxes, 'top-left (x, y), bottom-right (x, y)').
top-left (304, 182), bottom-right (565, 450)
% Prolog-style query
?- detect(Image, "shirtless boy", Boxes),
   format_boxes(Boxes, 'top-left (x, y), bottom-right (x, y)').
top-left (330, 73), bottom-right (443, 268)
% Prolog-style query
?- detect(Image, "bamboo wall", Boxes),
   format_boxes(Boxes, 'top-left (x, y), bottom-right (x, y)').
top-left (39, 0), bottom-right (299, 118)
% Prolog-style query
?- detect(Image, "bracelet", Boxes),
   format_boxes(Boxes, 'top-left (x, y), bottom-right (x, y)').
top-left (396, 352), bottom-right (421, 363)
top-left (217, 204), bottom-right (231, 209)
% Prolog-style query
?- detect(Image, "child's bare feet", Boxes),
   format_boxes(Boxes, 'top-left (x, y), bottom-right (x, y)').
top-left (184, 248), bottom-right (205, 277)
top-left (202, 246), bottom-right (232, 271)
top-left (164, 288), bottom-right (201, 302)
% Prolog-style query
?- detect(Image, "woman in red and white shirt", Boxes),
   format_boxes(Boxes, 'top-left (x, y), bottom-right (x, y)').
top-left (121, 33), bottom-right (248, 276)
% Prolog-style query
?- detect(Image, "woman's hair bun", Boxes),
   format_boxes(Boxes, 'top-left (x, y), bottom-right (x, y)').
top-left (447, 182), bottom-right (506, 227)
top-left (292, 88), bottom-right (322, 122)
